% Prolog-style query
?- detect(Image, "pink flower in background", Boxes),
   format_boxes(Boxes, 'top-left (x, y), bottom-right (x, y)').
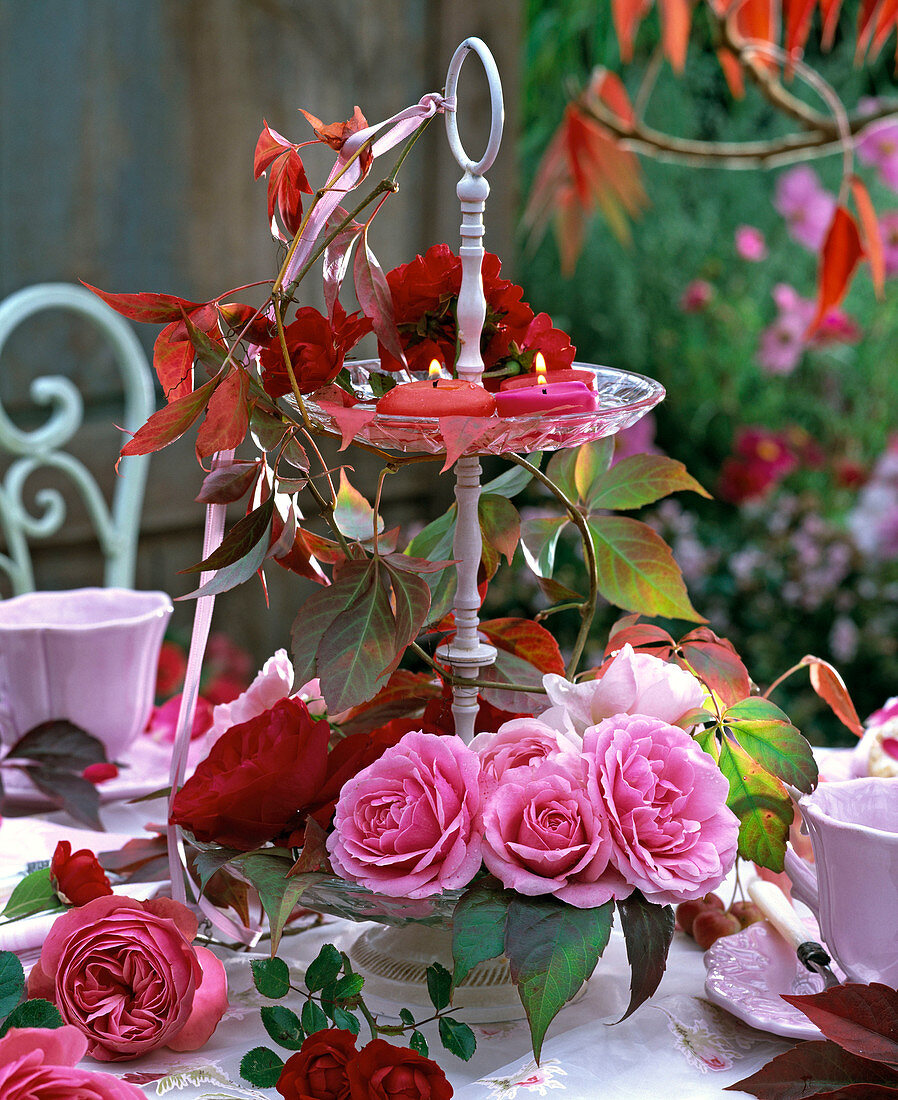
top-left (847, 435), bottom-right (898, 560)
top-left (328, 731), bottom-right (483, 899)
top-left (880, 211), bottom-right (898, 276)
top-left (542, 643), bottom-right (706, 736)
top-left (145, 693), bottom-right (214, 743)
top-left (718, 426), bottom-right (798, 503)
top-left (774, 166), bottom-right (836, 251)
top-left (584, 713), bottom-right (739, 905)
top-left (0, 1026), bottom-right (145, 1098)
top-left (27, 895), bottom-right (228, 1061)
top-left (757, 283), bottom-right (859, 375)
top-left (678, 278), bottom-right (713, 313)
top-left (735, 224), bottom-right (767, 261)
top-left (612, 411), bottom-right (660, 465)
top-left (482, 758), bottom-right (630, 907)
top-left (857, 119), bottom-right (898, 191)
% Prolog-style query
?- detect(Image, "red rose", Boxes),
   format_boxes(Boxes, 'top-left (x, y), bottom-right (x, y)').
top-left (347, 1038), bottom-right (453, 1100)
top-left (50, 841), bottom-right (113, 906)
top-left (276, 1028), bottom-right (358, 1100)
top-left (260, 304), bottom-right (370, 397)
top-left (169, 697), bottom-right (330, 849)
top-left (307, 724), bottom-right (408, 830)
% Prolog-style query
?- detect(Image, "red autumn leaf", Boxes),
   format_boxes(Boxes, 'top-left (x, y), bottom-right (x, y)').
top-left (121, 373), bottom-right (220, 457)
top-left (480, 617), bottom-right (566, 676)
top-left (353, 226), bottom-right (405, 364)
top-left (300, 105), bottom-right (373, 177)
top-left (153, 322), bottom-right (195, 401)
top-left (807, 206), bottom-right (864, 338)
top-left (612, 0), bottom-right (652, 63)
top-left (782, 982), bottom-right (898, 1068)
top-left (588, 69), bottom-right (635, 127)
top-left (196, 460), bottom-right (260, 504)
top-left (801, 655), bottom-right (864, 736)
top-left (270, 523), bottom-right (329, 585)
top-left (337, 670), bottom-right (444, 737)
top-left (657, 0), bottom-right (692, 71)
top-left (851, 175), bottom-right (885, 298)
top-left (253, 120), bottom-right (312, 240)
top-left (855, 0), bottom-right (889, 60)
top-left (820, 0), bottom-right (846, 48)
top-left (605, 615), bottom-right (676, 658)
top-left (82, 282), bottom-right (204, 324)
top-left (865, 0), bottom-right (898, 61)
top-left (729, 1039), bottom-right (898, 1098)
top-left (438, 416), bottom-right (496, 472)
top-left (253, 120), bottom-right (294, 177)
top-left (785, 0), bottom-right (818, 55)
top-left (678, 628), bottom-right (752, 707)
top-left (716, 47), bottom-right (746, 98)
top-left (316, 401), bottom-right (377, 451)
top-left (195, 369), bottom-right (251, 457)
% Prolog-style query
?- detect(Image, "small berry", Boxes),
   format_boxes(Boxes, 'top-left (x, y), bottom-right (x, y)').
top-left (692, 909), bottom-right (742, 950)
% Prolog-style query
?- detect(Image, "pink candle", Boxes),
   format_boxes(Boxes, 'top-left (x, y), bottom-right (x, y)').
top-left (500, 368), bottom-right (597, 392)
top-left (377, 362), bottom-right (496, 418)
top-left (495, 380), bottom-right (596, 417)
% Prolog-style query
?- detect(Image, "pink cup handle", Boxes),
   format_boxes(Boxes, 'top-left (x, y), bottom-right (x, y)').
top-left (784, 846), bottom-right (819, 915)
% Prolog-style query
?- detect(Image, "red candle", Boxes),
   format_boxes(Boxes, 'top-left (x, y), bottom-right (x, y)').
top-left (495, 373), bottom-right (597, 417)
top-left (500, 368), bottom-right (597, 392)
top-left (377, 362), bottom-right (496, 418)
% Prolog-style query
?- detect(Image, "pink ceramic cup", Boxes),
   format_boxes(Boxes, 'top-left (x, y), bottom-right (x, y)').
top-left (0, 587), bottom-right (172, 760)
top-left (785, 777), bottom-right (898, 985)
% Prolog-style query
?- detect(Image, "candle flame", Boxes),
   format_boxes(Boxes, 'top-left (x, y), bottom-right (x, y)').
top-left (537, 373), bottom-right (547, 386)
top-left (534, 352), bottom-right (547, 375)
top-left (428, 360), bottom-right (442, 380)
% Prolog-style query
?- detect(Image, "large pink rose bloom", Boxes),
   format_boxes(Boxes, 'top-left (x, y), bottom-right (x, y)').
top-left (471, 717), bottom-right (578, 797)
top-left (0, 1026), bottom-right (145, 1098)
top-left (27, 895), bottom-right (228, 1061)
top-left (541, 643), bottom-right (707, 735)
top-left (482, 759), bottom-right (631, 908)
top-left (584, 713), bottom-right (738, 905)
top-left (327, 731), bottom-right (483, 899)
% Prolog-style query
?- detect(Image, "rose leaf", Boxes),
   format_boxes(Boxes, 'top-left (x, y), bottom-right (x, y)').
top-left (438, 1016), bottom-right (477, 1061)
top-left (260, 1004), bottom-right (305, 1050)
top-left (425, 963), bottom-right (452, 1011)
top-left (239, 1046), bottom-right (285, 1089)
top-left (615, 891), bottom-right (675, 1022)
top-left (0, 952), bottom-right (24, 1018)
top-left (251, 957), bottom-right (291, 1000)
top-left (452, 883), bottom-right (511, 986)
top-left (0, 998), bottom-right (63, 1038)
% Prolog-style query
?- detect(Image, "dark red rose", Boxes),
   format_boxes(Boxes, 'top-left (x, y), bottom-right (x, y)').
top-left (50, 840), bottom-right (113, 906)
top-left (276, 1028), bottom-right (358, 1100)
top-left (516, 312), bottom-right (576, 369)
top-left (169, 697), bottom-right (330, 849)
top-left (347, 1038), bottom-right (453, 1100)
top-left (307, 723), bottom-right (408, 830)
top-left (260, 304), bottom-right (370, 397)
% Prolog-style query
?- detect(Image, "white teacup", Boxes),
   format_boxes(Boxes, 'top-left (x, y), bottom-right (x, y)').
top-left (0, 587), bottom-right (173, 760)
top-left (785, 777), bottom-right (898, 986)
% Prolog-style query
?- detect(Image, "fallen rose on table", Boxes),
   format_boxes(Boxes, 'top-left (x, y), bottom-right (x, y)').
top-left (0, 1025), bottom-right (145, 1099)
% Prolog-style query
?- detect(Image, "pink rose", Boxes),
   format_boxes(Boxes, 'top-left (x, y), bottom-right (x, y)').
top-left (541, 644), bottom-right (707, 735)
top-left (328, 731), bottom-right (483, 899)
top-left (471, 717), bottom-right (577, 794)
top-left (482, 759), bottom-right (630, 908)
top-left (584, 713), bottom-right (739, 905)
top-left (207, 648), bottom-right (295, 741)
top-left (27, 895), bottom-right (228, 1061)
top-left (735, 224), bottom-right (767, 261)
top-left (0, 1026), bottom-right (145, 1097)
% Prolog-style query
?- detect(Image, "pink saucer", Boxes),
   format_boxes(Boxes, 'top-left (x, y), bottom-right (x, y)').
top-left (703, 919), bottom-right (845, 1039)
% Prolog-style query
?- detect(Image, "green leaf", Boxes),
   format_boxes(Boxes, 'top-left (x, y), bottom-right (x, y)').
top-left (616, 892), bottom-right (675, 1022)
top-left (0, 952), bottom-right (24, 1018)
top-left (546, 447), bottom-right (579, 501)
top-left (384, 563), bottom-right (432, 658)
top-left (452, 883), bottom-right (511, 985)
top-left (333, 1006), bottom-right (361, 1034)
top-left (399, 1007), bottom-right (416, 1027)
top-left (4, 721), bottom-right (106, 769)
top-left (305, 943), bottom-right (343, 993)
top-left (573, 439), bottom-right (615, 503)
top-left (291, 560), bottom-right (376, 686)
top-left (584, 454), bottom-right (710, 512)
top-left (261, 1004), bottom-right (305, 1050)
top-left (438, 1016), bottom-right (476, 1061)
top-left (332, 972), bottom-right (365, 1001)
top-left (481, 457), bottom-right (539, 499)
top-left (334, 469), bottom-right (383, 541)
top-left (233, 855), bottom-right (328, 953)
top-left (520, 516), bottom-right (568, 579)
top-left (0, 998), bottom-right (63, 1037)
top-left (725, 700), bottom-right (818, 795)
top-left (479, 494), bottom-right (521, 566)
top-left (1, 868), bottom-right (58, 921)
top-left (178, 512), bottom-right (273, 599)
top-left (588, 515), bottom-right (704, 622)
top-left (410, 1030), bottom-right (429, 1056)
top-left (181, 497), bottom-right (274, 573)
top-left (426, 962), bottom-right (452, 1011)
top-left (301, 998), bottom-right (329, 1036)
top-left (240, 1046), bottom-right (285, 1088)
top-left (251, 957), bottom-right (291, 1000)
top-left (504, 895), bottom-right (613, 1062)
top-left (191, 846), bottom-right (245, 892)
top-left (718, 738), bottom-right (793, 872)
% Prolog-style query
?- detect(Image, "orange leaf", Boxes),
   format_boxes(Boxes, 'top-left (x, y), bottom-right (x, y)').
top-left (820, 0), bottom-right (845, 48)
top-left (850, 175), bottom-right (885, 298)
top-left (196, 370), bottom-right (250, 457)
top-left (784, 0), bottom-right (818, 55)
top-left (806, 205), bottom-right (864, 338)
top-left (865, 0), bottom-right (898, 60)
top-left (735, 0), bottom-right (780, 72)
top-left (588, 69), bottom-right (636, 126)
top-left (658, 0), bottom-right (692, 71)
top-left (856, 0), bottom-right (882, 59)
top-left (612, 0), bottom-right (652, 62)
top-left (716, 47), bottom-right (746, 98)
top-left (801, 656), bottom-right (864, 736)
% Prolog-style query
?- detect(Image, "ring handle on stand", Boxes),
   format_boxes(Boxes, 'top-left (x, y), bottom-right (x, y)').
top-left (444, 37), bottom-right (504, 176)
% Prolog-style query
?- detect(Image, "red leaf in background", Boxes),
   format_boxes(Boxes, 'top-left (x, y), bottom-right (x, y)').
top-left (850, 175), bottom-right (885, 298)
top-left (820, 0), bottom-right (846, 48)
top-left (480, 618), bottom-right (566, 676)
top-left (121, 373), bottom-right (220, 457)
top-left (605, 614), bottom-right (676, 659)
top-left (807, 206), bottom-right (864, 338)
top-left (82, 282), bottom-right (203, 324)
top-left (678, 628), bottom-right (752, 707)
top-left (657, 0), bottom-right (692, 71)
top-left (153, 322), bottom-right (195, 401)
top-left (782, 982), bottom-right (898, 1067)
top-left (801, 655), bottom-right (863, 736)
top-left (612, 0), bottom-right (652, 63)
top-left (588, 69), bottom-right (635, 126)
top-left (195, 369), bottom-right (251, 457)
top-left (254, 120), bottom-right (294, 176)
top-left (253, 121), bottom-right (312, 241)
top-left (785, 0), bottom-right (818, 55)
top-left (729, 1039), bottom-right (898, 1098)
top-left (716, 47), bottom-right (746, 98)
top-left (300, 105), bottom-right (373, 177)
top-left (317, 401), bottom-right (377, 451)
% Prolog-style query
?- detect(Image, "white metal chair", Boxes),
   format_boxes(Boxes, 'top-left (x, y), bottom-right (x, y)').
top-left (0, 283), bottom-right (155, 594)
